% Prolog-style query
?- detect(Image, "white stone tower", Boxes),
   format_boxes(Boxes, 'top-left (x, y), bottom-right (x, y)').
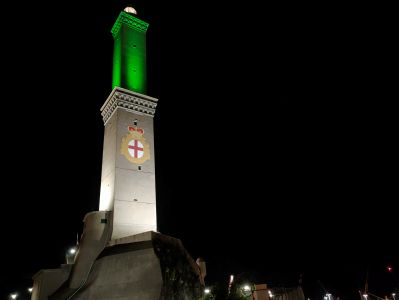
top-left (99, 9), bottom-right (158, 239)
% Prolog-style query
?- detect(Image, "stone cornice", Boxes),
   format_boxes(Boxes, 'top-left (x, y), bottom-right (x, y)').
top-left (111, 12), bottom-right (149, 37)
top-left (101, 87), bottom-right (158, 124)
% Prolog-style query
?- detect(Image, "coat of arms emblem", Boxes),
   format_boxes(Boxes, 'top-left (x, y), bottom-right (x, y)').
top-left (121, 126), bottom-right (150, 164)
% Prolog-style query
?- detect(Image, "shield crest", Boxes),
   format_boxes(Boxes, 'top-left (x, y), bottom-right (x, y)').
top-left (121, 127), bottom-right (150, 164)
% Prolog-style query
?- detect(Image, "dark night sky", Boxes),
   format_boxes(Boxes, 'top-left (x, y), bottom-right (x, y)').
top-left (1, 1), bottom-right (397, 299)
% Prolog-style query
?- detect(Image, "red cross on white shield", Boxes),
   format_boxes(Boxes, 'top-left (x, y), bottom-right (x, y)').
top-left (127, 139), bottom-right (144, 158)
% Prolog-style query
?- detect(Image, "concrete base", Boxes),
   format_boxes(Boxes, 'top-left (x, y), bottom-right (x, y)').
top-left (33, 231), bottom-right (203, 300)
top-left (31, 265), bottom-right (72, 300)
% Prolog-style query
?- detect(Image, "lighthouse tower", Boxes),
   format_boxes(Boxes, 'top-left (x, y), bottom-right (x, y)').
top-left (31, 9), bottom-right (204, 300)
top-left (99, 8), bottom-right (158, 239)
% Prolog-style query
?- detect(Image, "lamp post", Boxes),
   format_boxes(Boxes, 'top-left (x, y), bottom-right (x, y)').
top-left (392, 293), bottom-right (396, 300)
top-left (241, 284), bottom-right (270, 300)
top-left (203, 287), bottom-right (215, 300)
top-left (66, 247), bottom-right (77, 264)
top-left (242, 284), bottom-right (255, 300)
top-left (268, 290), bottom-right (274, 298)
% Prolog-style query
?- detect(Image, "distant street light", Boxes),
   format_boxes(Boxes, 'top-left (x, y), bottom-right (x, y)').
top-left (203, 287), bottom-right (214, 300)
top-left (392, 293), bottom-right (396, 300)
top-left (228, 274), bottom-right (234, 295)
top-left (10, 293), bottom-right (17, 299)
top-left (28, 287), bottom-right (33, 293)
top-left (241, 284), bottom-right (254, 300)
top-left (268, 290), bottom-right (274, 298)
top-left (243, 285), bottom-right (251, 292)
top-left (241, 284), bottom-right (269, 300)
top-left (363, 294), bottom-right (368, 300)
top-left (66, 247), bottom-right (78, 264)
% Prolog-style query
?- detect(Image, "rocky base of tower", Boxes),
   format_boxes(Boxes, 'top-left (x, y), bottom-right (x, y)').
top-left (33, 231), bottom-right (204, 300)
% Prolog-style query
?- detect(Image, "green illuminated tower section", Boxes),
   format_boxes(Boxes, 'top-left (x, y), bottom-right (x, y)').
top-left (111, 11), bottom-right (149, 94)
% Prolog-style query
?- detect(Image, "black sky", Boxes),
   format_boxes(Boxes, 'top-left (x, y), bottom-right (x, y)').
top-left (1, 1), bottom-right (397, 299)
